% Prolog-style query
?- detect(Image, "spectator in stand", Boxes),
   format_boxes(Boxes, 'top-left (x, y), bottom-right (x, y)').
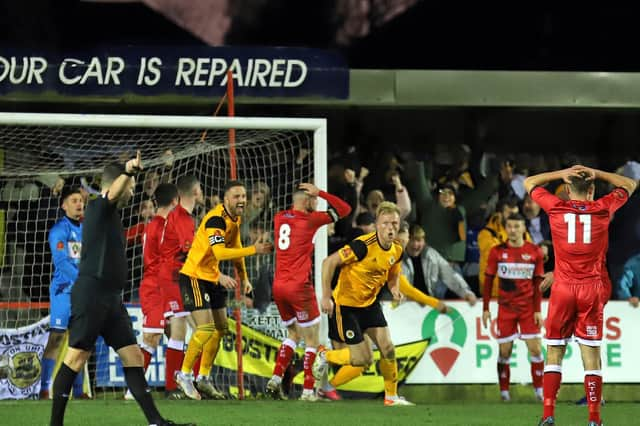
top-left (240, 181), bottom-right (272, 243)
top-left (329, 211), bottom-right (375, 254)
top-left (402, 224), bottom-right (477, 304)
top-left (364, 174), bottom-right (411, 221)
top-left (522, 194), bottom-right (551, 245)
top-left (405, 157), bottom-right (467, 266)
top-left (617, 253), bottom-right (640, 307)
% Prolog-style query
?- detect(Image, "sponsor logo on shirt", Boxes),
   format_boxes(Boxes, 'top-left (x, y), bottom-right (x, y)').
top-left (521, 253), bottom-right (532, 261)
top-left (497, 262), bottom-right (535, 280)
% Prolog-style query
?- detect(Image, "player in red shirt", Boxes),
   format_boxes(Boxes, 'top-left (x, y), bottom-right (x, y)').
top-left (524, 165), bottom-right (636, 426)
top-left (124, 183), bottom-right (179, 400)
top-left (265, 183), bottom-right (351, 401)
top-left (157, 175), bottom-right (204, 398)
top-left (482, 213), bottom-right (545, 402)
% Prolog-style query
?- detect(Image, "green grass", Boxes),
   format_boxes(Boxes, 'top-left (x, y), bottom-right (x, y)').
top-left (3, 399), bottom-right (640, 426)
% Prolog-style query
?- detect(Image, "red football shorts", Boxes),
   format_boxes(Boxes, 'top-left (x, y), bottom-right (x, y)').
top-left (140, 277), bottom-right (165, 333)
top-left (273, 281), bottom-right (320, 327)
top-left (545, 282), bottom-right (605, 346)
top-left (496, 305), bottom-right (541, 343)
top-left (161, 279), bottom-right (187, 318)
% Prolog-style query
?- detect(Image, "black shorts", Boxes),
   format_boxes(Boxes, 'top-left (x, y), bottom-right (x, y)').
top-left (68, 278), bottom-right (136, 351)
top-left (329, 301), bottom-right (387, 345)
top-left (178, 273), bottom-right (227, 311)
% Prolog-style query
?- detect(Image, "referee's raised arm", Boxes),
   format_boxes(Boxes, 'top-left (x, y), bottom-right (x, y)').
top-left (107, 150), bottom-right (143, 202)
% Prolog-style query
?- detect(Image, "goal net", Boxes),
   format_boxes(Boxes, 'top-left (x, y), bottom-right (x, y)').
top-left (0, 113), bottom-right (327, 399)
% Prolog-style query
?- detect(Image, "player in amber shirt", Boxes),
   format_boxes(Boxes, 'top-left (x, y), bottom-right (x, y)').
top-left (482, 213), bottom-right (545, 402)
top-left (175, 180), bottom-right (273, 400)
top-left (524, 165), bottom-right (636, 426)
top-left (265, 183), bottom-right (351, 401)
top-left (313, 201), bottom-right (414, 407)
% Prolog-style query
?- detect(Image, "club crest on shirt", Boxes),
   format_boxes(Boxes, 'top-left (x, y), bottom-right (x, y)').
top-left (340, 247), bottom-right (353, 258)
top-left (56, 241), bottom-right (64, 251)
top-left (389, 256), bottom-right (395, 265)
top-left (502, 253), bottom-right (509, 259)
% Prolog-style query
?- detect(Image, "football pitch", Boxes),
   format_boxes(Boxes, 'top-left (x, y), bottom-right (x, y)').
top-left (3, 399), bottom-right (640, 426)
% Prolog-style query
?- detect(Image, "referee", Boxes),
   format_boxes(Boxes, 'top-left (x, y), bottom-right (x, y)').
top-left (50, 152), bottom-right (193, 426)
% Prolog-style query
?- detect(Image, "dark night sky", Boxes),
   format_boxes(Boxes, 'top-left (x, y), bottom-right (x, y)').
top-left (1, 2), bottom-right (640, 71)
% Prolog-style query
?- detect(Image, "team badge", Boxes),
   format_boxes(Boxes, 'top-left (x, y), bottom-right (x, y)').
top-left (56, 241), bottom-right (64, 251)
top-left (204, 293), bottom-right (210, 302)
top-left (389, 256), bottom-right (395, 265)
top-left (345, 330), bottom-right (355, 339)
top-left (502, 253), bottom-right (508, 259)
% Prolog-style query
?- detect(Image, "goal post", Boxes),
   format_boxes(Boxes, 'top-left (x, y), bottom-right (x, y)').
top-left (0, 112), bottom-right (327, 399)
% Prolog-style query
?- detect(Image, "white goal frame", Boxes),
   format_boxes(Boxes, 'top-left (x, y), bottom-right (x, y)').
top-left (0, 112), bottom-right (329, 342)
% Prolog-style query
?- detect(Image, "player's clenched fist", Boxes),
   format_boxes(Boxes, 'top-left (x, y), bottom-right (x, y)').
top-left (321, 296), bottom-right (334, 317)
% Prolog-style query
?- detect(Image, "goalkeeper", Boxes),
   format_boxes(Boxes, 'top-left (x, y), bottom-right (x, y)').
top-left (40, 187), bottom-right (88, 400)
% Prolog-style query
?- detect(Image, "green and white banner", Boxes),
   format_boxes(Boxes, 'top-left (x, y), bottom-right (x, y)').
top-left (383, 300), bottom-right (635, 384)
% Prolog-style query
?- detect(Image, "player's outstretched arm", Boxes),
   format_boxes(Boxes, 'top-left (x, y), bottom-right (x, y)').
top-left (108, 150), bottom-right (143, 202)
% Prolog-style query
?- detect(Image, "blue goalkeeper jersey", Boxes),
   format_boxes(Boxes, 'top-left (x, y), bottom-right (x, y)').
top-left (48, 216), bottom-right (83, 295)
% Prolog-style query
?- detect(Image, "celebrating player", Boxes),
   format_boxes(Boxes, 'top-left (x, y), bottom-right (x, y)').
top-left (523, 165), bottom-right (636, 426)
top-left (482, 213), bottom-right (545, 402)
top-left (318, 222), bottom-right (448, 399)
top-left (158, 175), bottom-right (204, 399)
top-left (265, 183), bottom-right (351, 401)
top-left (40, 187), bottom-right (88, 400)
top-left (313, 201), bottom-right (414, 406)
top-left (175, 180), bottom-right (273, 400)
top-left (50, 152), bottom-right (192, 426)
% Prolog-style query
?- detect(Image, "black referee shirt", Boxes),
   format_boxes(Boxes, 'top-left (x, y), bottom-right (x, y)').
top-left (77, 195), bottom-right (128, 291)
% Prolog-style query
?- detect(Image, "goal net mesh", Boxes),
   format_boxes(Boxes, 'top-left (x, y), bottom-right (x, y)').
top-left (0, 119), bottom-right (315, 399)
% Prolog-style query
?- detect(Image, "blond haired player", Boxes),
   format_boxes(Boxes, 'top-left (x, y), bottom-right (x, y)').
top-left (313, 201), bottom-right (414, 406)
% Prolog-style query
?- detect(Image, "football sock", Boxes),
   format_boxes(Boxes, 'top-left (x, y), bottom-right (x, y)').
top-left (330, 365), bottom-right (365, 388)
top-left (165, 339), bottom-right (184, 391)
top-left (498, 357), bottom-right (511, 392)
top-left (379, 358), bottom-right (398, 397)
top-left (530, 355), bottom-right (544, 391)
top-left (199, 329), bottom-right (224, 378)
top-left (325, 347), bottom-right (351, 366)
top-left (181, 323), bottom-right (215, 374)
top-left (273, 339), bottom-right (296, 378)
top-left (543, 365), bottom-right (562, 419)
top-left (50, 363), bottom-right (77, 426)
top-left (123, 366), bottom-right (162, 425)
top-left (584, 370), bottom-right (602, 423)
top-left (303, 348), bottom-right (317, 390)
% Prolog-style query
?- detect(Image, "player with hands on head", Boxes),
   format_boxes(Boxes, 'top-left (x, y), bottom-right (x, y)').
top-left (524, 164), bottom-right (636, 426)
top-left (265, 182), bottom-right (351, 401)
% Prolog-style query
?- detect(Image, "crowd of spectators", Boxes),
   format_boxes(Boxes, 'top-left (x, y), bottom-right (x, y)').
top-left (1, 141), bottom-right (640, 324)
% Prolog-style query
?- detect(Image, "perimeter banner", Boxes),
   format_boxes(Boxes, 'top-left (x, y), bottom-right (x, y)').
top-left (0, 316), bottom-right (48, 399)
top-left (0, 47), bottom-right (348, 99)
